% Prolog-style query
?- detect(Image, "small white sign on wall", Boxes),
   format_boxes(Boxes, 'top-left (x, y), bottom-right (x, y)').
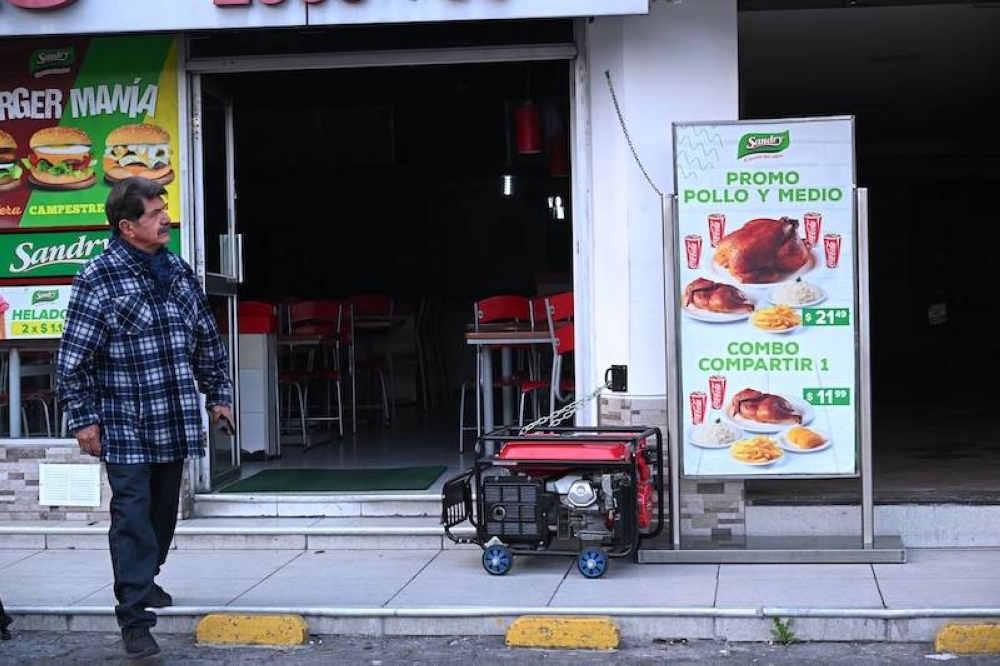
top-left (38, 463), bottom-right (101, 507)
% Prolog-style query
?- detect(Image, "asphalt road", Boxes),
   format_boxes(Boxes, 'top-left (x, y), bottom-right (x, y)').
top-left (0, 632), bottom-right (998, 665)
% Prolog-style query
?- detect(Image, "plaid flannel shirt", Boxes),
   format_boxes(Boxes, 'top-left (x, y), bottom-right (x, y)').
top-left (56, 238), bottom-right (234, 463)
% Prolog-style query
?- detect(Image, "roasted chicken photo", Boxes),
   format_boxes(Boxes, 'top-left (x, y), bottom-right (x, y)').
top-left (729, 388), bottom-right (802, 424)
top-left (713, 217), bottom-right (811, 283)
top-left (683, 277), bottom-right (754, 314)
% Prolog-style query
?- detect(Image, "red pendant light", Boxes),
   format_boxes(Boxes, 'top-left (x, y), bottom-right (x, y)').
top-left (548, 134), bottom-right (568, 177)
top-left (515, 101), bottom-right (541, 155)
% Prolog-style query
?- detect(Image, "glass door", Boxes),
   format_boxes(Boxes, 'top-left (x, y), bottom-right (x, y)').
top-left (191, 75), bottom-right (243, 490)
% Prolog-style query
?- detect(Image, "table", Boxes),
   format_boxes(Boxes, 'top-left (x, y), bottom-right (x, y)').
top-left (464, 326), bottom-right (552, 437)
top-left (1, 339), bottom-right (61, 439)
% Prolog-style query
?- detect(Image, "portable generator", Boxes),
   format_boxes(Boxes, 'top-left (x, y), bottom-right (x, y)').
top-left (441, 425), bottom-right (665, 578)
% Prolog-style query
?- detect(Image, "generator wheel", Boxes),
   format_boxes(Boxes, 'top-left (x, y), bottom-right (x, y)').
top-left (577, 547), bottom-right (609, 578)
top-left (482, 543), bottom-right (513, 576)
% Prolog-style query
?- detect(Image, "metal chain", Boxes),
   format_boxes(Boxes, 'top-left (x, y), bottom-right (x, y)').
top-left (603, 70), bottom-right (663, 198)
top-left (518, 382), bottom-right (608, 434)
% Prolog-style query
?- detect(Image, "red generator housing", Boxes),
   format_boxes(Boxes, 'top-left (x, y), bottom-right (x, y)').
top-left (441, 426), bottom-right (666, 578)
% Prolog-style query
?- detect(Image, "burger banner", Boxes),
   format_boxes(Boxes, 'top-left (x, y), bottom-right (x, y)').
top-left (0, 34), bottom-right (181, 280)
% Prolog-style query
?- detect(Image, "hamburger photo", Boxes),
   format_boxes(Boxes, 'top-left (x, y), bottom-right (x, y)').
top-left (103, 123), bottom-right (174, 186)
top-left (0, 129), bottom-right (23, 192)
top-left (22, 126), bottom-right (96, 190)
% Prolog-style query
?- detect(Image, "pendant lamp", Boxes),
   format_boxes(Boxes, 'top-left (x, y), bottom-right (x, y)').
top-left (515, 100), bottom-right (541, 155)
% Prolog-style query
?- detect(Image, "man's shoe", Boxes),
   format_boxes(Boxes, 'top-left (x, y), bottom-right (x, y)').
top-left (121, 626), bottom-right (160, 659)
top-left (145, 583), bottom-right (173, 608)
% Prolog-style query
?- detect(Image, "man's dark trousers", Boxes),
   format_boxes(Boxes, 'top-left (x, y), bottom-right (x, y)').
top-left (106, 460), bottom-right (184, 628)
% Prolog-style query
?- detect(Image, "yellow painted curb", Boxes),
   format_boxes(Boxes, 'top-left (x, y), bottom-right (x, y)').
top-left (505, 615), bottom-right (619, 650)
top-left (195, 613), bottom-right (309, 646)
top-left (935, 623), bottom-right (1000, 655)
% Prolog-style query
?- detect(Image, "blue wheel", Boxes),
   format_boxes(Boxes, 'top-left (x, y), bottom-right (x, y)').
top-left (577, 547), bottom-right (609, 578)
top-left (482, 544), bottom-right (513, 576)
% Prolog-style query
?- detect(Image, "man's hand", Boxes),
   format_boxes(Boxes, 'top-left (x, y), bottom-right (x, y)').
top-left (210, 404), bottom-right (234, 433)
top-left (74, 424), bottom-right (101, 457)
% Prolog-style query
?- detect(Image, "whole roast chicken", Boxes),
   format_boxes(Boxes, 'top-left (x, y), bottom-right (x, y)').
top-left (713, 217), bottom-right (810, 283)
top-left (728, 388), bottom-right (802, 424)
top-left (683, 278), bottom-right (754, 313)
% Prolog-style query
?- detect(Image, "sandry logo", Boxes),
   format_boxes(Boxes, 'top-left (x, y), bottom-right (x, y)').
top-left (29, 47), bottom-right (75, 78)
top-left (31, 289), bottom-right (59, 305)
top-left (737, 130), bottom-right (790, 159)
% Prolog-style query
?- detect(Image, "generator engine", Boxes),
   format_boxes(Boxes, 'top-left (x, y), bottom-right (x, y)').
top-left (482, 470), bottom-right (638, 547)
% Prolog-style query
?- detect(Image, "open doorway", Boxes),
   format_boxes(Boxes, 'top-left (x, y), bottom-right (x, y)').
top-left (197, 57), bottom-right (574, 486)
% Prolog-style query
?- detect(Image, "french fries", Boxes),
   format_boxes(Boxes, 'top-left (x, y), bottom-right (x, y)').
top-left (731, 436), bottom-right (783, 463)
top-left (750, 304), bottom-right (802, 331)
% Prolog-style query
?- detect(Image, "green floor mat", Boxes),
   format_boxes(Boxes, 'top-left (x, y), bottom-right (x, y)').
top-left (219, 465), bottom-right (448, 493)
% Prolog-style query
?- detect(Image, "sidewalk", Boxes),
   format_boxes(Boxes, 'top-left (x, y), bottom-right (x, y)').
top-left (2, 543), bottom-right (1000, 645)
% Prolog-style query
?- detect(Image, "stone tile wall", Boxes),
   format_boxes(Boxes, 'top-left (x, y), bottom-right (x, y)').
top-left (0, 443), bottom-right (192, 521)
top-left (599, 395), bottom-right (746, 542)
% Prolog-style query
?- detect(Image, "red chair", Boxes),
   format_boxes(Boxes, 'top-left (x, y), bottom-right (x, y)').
top-left (519, 291), bottom-right (575, 426)
top-left (277, 299), bottom-right (345, 447)
top-left (346, 293), bottom-right (394, 431)
top-left (459, 294), bottom-right (532, 452)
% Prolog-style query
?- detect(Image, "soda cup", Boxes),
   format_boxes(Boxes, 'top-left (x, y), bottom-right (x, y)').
top-left (803, 212), bottom-right (822, 248)
top-left (707, 213), bottom-right (726, 248)
top-left (689, 391), bottom-right (708, 425)
top-left (823, 233), bottom-right (842, 268)
top-left (708, 375), bottom-right (727, 410)
top-left (684, 234), bottom-right (703, 269)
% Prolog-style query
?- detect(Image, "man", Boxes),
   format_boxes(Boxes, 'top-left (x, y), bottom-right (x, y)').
top-left (57, 177), bottom-right (234, 659)
top-left (0, 595), bottom-right (12, 640)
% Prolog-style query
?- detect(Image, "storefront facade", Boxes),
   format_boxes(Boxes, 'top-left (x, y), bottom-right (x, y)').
top-left (3, 0), bottom-right (865, 552)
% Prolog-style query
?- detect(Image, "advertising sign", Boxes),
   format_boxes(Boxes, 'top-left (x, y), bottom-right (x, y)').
top-left (673, 117), bottom-right (857, 478)
top-left (0, 284), bottom-right (69, 338)
top-left (0, 34), bottom-right (181, 280)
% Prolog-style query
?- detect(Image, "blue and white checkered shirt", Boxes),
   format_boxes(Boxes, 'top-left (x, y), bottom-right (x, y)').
top-left (56, 238), bottom-right (234, 464)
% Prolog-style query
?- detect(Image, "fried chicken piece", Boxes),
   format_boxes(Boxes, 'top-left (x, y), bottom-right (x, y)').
top-left (729, 388), bottom-right (802, 424)
top-left (683, 278), bottom-right (754, 313)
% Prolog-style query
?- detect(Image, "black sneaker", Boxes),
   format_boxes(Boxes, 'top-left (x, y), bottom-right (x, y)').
top-left (0, 611), bottom-right (12, 640)
top-left (145, 583), bottom-right (173, 608)
top-left (122, 626), bottom-right (160, 659)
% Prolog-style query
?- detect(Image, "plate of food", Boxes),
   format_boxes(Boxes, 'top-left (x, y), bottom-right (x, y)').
top-left (749, 304), bottom-right (803, 334)
top-left (729, 435), bottom-right (785, 466)
top-left (723, 388), bottom-right (815, 433)
top-left (767, 278), bottom-right (827, 308)
top-left (687, 419), bottom-right (744, 449)
top-left (681, 277), bottom-right (756, 323)
top-left (778, 425), bottom-right (832, 453)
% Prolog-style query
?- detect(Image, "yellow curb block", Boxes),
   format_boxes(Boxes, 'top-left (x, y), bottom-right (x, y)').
top-left (195, 613), bottom-right (309, 646)
top-left (505, 615), bottom-right (619, 650)
top-left (935, 623), bottom-right (1000, 655)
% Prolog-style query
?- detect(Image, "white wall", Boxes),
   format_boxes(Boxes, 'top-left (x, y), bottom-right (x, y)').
top-left (581, 0), bottom-right (738, 399)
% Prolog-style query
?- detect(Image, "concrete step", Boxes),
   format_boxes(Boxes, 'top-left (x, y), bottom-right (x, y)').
top-left (746, 503), bottom-right (1000, 548)
top-left (191, 492), bottom-right (442, 518)
top-left (0, 515), bottom-right (475, 551)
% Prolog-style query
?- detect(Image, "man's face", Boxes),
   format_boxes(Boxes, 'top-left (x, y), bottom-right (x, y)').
top-left (121, 195), bottom-right (170, 253)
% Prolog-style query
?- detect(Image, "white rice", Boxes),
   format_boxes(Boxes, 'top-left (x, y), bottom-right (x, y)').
top-left (772, 279), bottom-right (821, 305)
top-left (695, 420), bottom-right (741, 445)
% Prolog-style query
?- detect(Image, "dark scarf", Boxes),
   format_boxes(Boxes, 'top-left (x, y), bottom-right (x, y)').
top-left (118, 238), bottom-right (177, 295)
